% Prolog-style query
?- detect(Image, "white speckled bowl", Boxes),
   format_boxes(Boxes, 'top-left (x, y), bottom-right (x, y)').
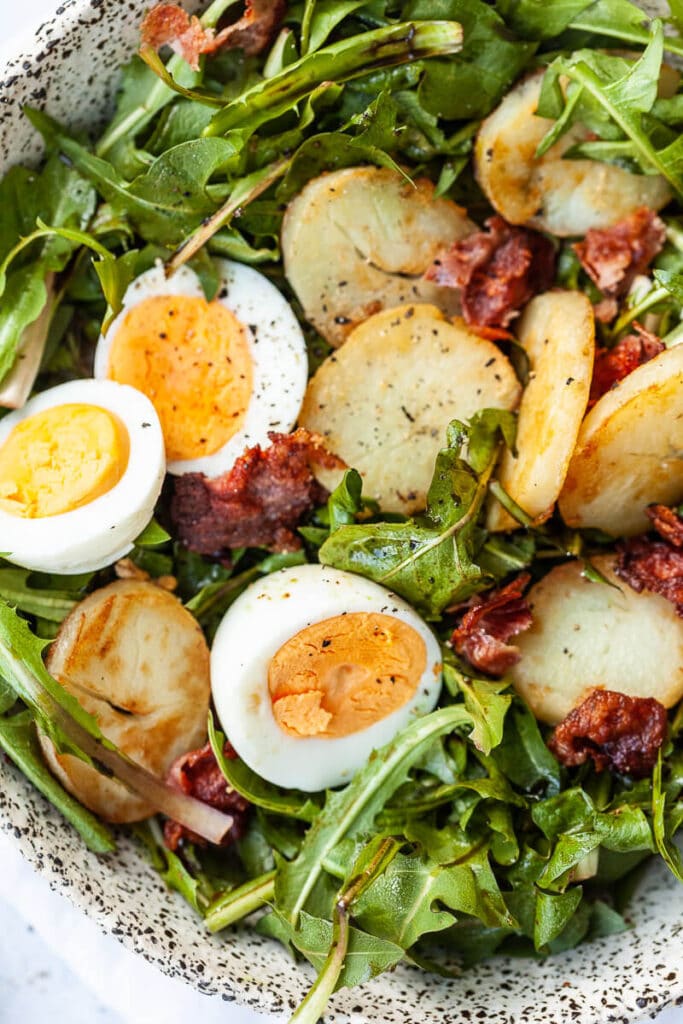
top-left (1, 2), bottom-right (682, 1021)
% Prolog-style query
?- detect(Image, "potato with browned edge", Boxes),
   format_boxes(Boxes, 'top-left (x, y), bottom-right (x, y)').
top-left (40, 580), bottom-right (210, 823)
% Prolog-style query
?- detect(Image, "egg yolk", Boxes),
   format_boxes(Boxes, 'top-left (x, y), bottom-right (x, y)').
top-left (268, 612), bottom-right (427, 739)
top-left (0, 404), bottom-right (129, 518)
top-left (107, 294), bottom-right (253, 461)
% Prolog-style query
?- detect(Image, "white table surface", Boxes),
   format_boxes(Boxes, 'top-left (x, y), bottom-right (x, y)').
top-left (1, 3), bottom-right (682, 1024)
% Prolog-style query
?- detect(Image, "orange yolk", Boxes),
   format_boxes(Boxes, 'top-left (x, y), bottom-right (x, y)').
top-left (107, 294), bottom-right (253, 462)
top-left (268, 612), bottom-right (427, 739)
top-left (0, 404), bottom-right (129, 518)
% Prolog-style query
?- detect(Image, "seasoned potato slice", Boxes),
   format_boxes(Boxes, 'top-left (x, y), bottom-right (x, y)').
top-left (510, 556), bottom-right (683, 725)
top-left (40, 580), bottom-right (210, 823)
top-left (299, 304), bottom-right (521, 515)
top-left (558, 344), bottom-right (683, 536)
top-left (475, 73), bottom-right (671, 236)
top-left (488, 291), bottom-right (594, 531)
top-left (282, 166), bottom-right (475, 347)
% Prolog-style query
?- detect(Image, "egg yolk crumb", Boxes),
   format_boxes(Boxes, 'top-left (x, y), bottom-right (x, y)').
top-left (268, 612), bottom-right (427, 738)
top-left (107, 294), bottom-right (253, 461)
top-left (0, 403), bottom-right (129, 518)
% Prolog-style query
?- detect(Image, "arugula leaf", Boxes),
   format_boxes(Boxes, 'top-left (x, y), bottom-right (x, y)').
top-left (652, 753), bottom-right (683, 882)
top-left (446, 668), bottom-right (511, 755)
top-left (134, 519), bottom-right (172, 549)
top-left (492, 701), bottom-right (561, 794)
top-left (534, 888), bottom-right (583, 949)
top-left (134, 819), bottom-right (206, 912)
top-left (0, 567), bottom-right (89, 624)
top-left (320, 411), bottom-right (516, 617)
top-left (0, 711), bottom-right (114, 853)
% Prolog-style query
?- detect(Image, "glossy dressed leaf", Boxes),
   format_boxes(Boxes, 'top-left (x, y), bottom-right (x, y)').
top-left (534, 887), bottom-right (583, 949)
top-left (492, 702), bottom-right (561, 795)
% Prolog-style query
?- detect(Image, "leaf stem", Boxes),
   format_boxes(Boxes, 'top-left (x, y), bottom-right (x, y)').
top-left (567, 18), bottom-right (683, 58)
top-left (138, 47), bottom-right (225, 107)
top-left (205, 870), bottom-right (276, 932)
top-left (611, 285), bottom-right (669, 337)
top-left (300, 0), bottom-right (317, 56)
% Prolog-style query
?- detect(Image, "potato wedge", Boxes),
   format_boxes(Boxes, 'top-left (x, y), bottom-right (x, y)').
top-left (40, 580), bottom-right (210, 823)
top-left (475, 73), bottom-right (671, 236)
top-left (488, 291), bottom-right (594, 531)
top-left (282, 166), bottom-right (475, 347)
top-left (558, 344), bottom-right (683, 536)
top-left (299, 304), bottom-right (521, 515)
top-left (509, 556), bottom-right (683, 725)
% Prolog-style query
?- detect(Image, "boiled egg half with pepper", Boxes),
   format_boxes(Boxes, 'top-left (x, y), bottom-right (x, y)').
top-left (94, 260), bottom-right (308, 476)
top-left (211, 565), bottom-right (443, 791)
top-left (0, 379), bottom-right (165, 574)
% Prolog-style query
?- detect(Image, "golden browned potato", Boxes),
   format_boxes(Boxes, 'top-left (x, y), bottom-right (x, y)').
top-left (558, 344), bottom-right (683, 537)
top-left (281, 166), bottom-right (475, 347)
top-left (475, 73), bottom-right (671, 236)
top-left (488, 291), bottom-right (595, 531)
top-left (40, 580), bottom-right (210, 823)
top-left (299, 304), bottom-right (521, 515)
top-left (509, 556), bottom-right (683, 725)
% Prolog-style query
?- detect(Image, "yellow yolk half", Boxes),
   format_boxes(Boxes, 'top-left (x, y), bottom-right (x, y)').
top-left (268, 612), bottom-right (428, 738)
top-left (107, 295), bottom-right (253, 462)
top-left (0, 404), bottom-right (129, 518)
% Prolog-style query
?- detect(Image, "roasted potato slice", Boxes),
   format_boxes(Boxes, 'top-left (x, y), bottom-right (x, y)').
top-left (40, 580), bottom-right (210, 823)
top-left (558, 344), bottom-right (683, 536)
top-left (281, 166), bottom-right (475, 347)
top-left (475, 73), bottom-right (671, 237)
top-left (299, 304), bottom-right (521, 515)
top-left (510, 556), bottom-right (683, 725)
top-left (488, 291), bottom-right (595, 531)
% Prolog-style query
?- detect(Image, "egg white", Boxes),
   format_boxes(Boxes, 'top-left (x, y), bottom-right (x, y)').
top-left (94, 260), bottom-right (308, 477)
top-left (0, 379), bottom-right (165, 575)
top-left (211, 564), bottom-right (443, 791)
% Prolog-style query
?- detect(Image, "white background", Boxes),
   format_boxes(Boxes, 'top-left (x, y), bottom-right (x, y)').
top-left (0, 3), bottom-right (681, 1024)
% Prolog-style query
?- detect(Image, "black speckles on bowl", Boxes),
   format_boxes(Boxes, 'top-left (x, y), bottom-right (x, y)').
top-left (1, 1), bottom-right (682, 1021)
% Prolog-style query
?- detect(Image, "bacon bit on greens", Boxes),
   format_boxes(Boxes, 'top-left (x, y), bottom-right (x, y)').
top-left (573, 208), bottom-right (666, 322)
top-left (616, 506), bottom-right (683, 616)
top-left (171, 428), bottom-right (344, 555)
top-left (647, 504), bottom-right (683, 548)
top-left (164, 740), bottom-right (250, 851)
top-left (548, 689), bottom-right (668, 778)
top-left (451, 573), bottom-right (532, 676)
top-left (140, 0), bottom-right (286, 70)
top-left (589, 323), bottom-right (664, 408)
top-left (424, 216), bottom-right (555, 330)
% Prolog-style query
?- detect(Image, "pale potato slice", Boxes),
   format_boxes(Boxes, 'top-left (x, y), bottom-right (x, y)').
top-left (488, 290), bottom-right (595, 531)
top-left (299, 304), bottom-right (521, 515)
top-left (510, 556), bottom-right (683, 725)
top-left (281, 166), bottom-right (475, 347)
top-left (40, 580), bottom-right (210, 823)
top-left (558, 344), bottom-right (683, 536)
top-left (475, 72), bottom-right (671, 237)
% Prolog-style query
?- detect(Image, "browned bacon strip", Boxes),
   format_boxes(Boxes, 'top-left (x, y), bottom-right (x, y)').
top-left (647, 504), bottom-right (683, 548)
top-left (588, 323), bottom-right (664, 408)
top-left (425, 216), bottom-right (555, 330)
top-left (616, 531), bottom-right (683, 617)
top-left (573, 208), bottom-right (666, 323)
top-left (171, 429), bottom-right (344, 556)
top-left (548, 689), bottom-right (667, 778)
top-left (451, 573), bottom-right (532, 676)
top-left (164, 740), bottom-right (249, 851)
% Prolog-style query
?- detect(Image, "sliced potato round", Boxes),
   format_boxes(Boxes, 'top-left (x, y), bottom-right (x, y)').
top-left (558, 344), bottom-right (683, 536)
top-left (475, 72), bottom-right (671, 236)
top-left (510, 556), bottom-right (683, 725)
top-left (40, 580), bottom-right (210, 823)
top-left (282, 166), bottom-right (475, 347)
top-left (488, 290), bottom-right (595, 531)
top-left (299, 304), bottom-right (521, 515)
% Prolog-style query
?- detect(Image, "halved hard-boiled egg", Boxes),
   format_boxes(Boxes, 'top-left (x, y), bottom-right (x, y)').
top-left (211, 564), bottom-right (443, 791)
top-left (94, 260), bottom-right (308, 476)
top-left (0, 379), bottom-right (165, 574)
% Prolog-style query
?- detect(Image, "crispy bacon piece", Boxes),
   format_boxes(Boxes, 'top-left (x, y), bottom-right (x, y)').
top-left (451, 573), bottom-right (532, 676)
top-left (164, 740), bottom-right (249, 851)
top-left (140, 1), bottom-right (286, 71)
top-left (548, 689), bottom-right (667, 778)
top-left (588, 322), bottom-right (664, 408)
top-left (424, 216), bottom-right (556, 330)
top-left (616, 532), bottom-right (683, 618)
top-left (647, 504), bottom-right (683, 548)
top-left (573, 208), bottom-right (666, 323)
top-left (171, 429), bottom-right (344, 555)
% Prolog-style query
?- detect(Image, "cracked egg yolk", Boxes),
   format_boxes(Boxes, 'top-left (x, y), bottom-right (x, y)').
top-left (107, 294), bottom-right (253, 462)
top-left (0, 403), bottom-right (129, 518)
top-left (268, 612), bottom-right (427, 738)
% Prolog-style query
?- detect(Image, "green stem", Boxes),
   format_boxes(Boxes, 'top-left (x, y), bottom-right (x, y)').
top-left (568, 18), bottom-right (683, 58)
top-left (300, 0), bottom-right (317, 56)
top-left (205, 871), bottom-right (276, 932)
top-left (611, 285), bottom-right (669, 337)
top-left (204, 20), bottom-right (463, 137)
top-left (138, 47), bottom-right (225, 107)
top-left (0, 223), bottom-right (111, 296)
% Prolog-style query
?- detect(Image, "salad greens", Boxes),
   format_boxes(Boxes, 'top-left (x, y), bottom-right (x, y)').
top-left (1, 0), bottom-right (683, 1020)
